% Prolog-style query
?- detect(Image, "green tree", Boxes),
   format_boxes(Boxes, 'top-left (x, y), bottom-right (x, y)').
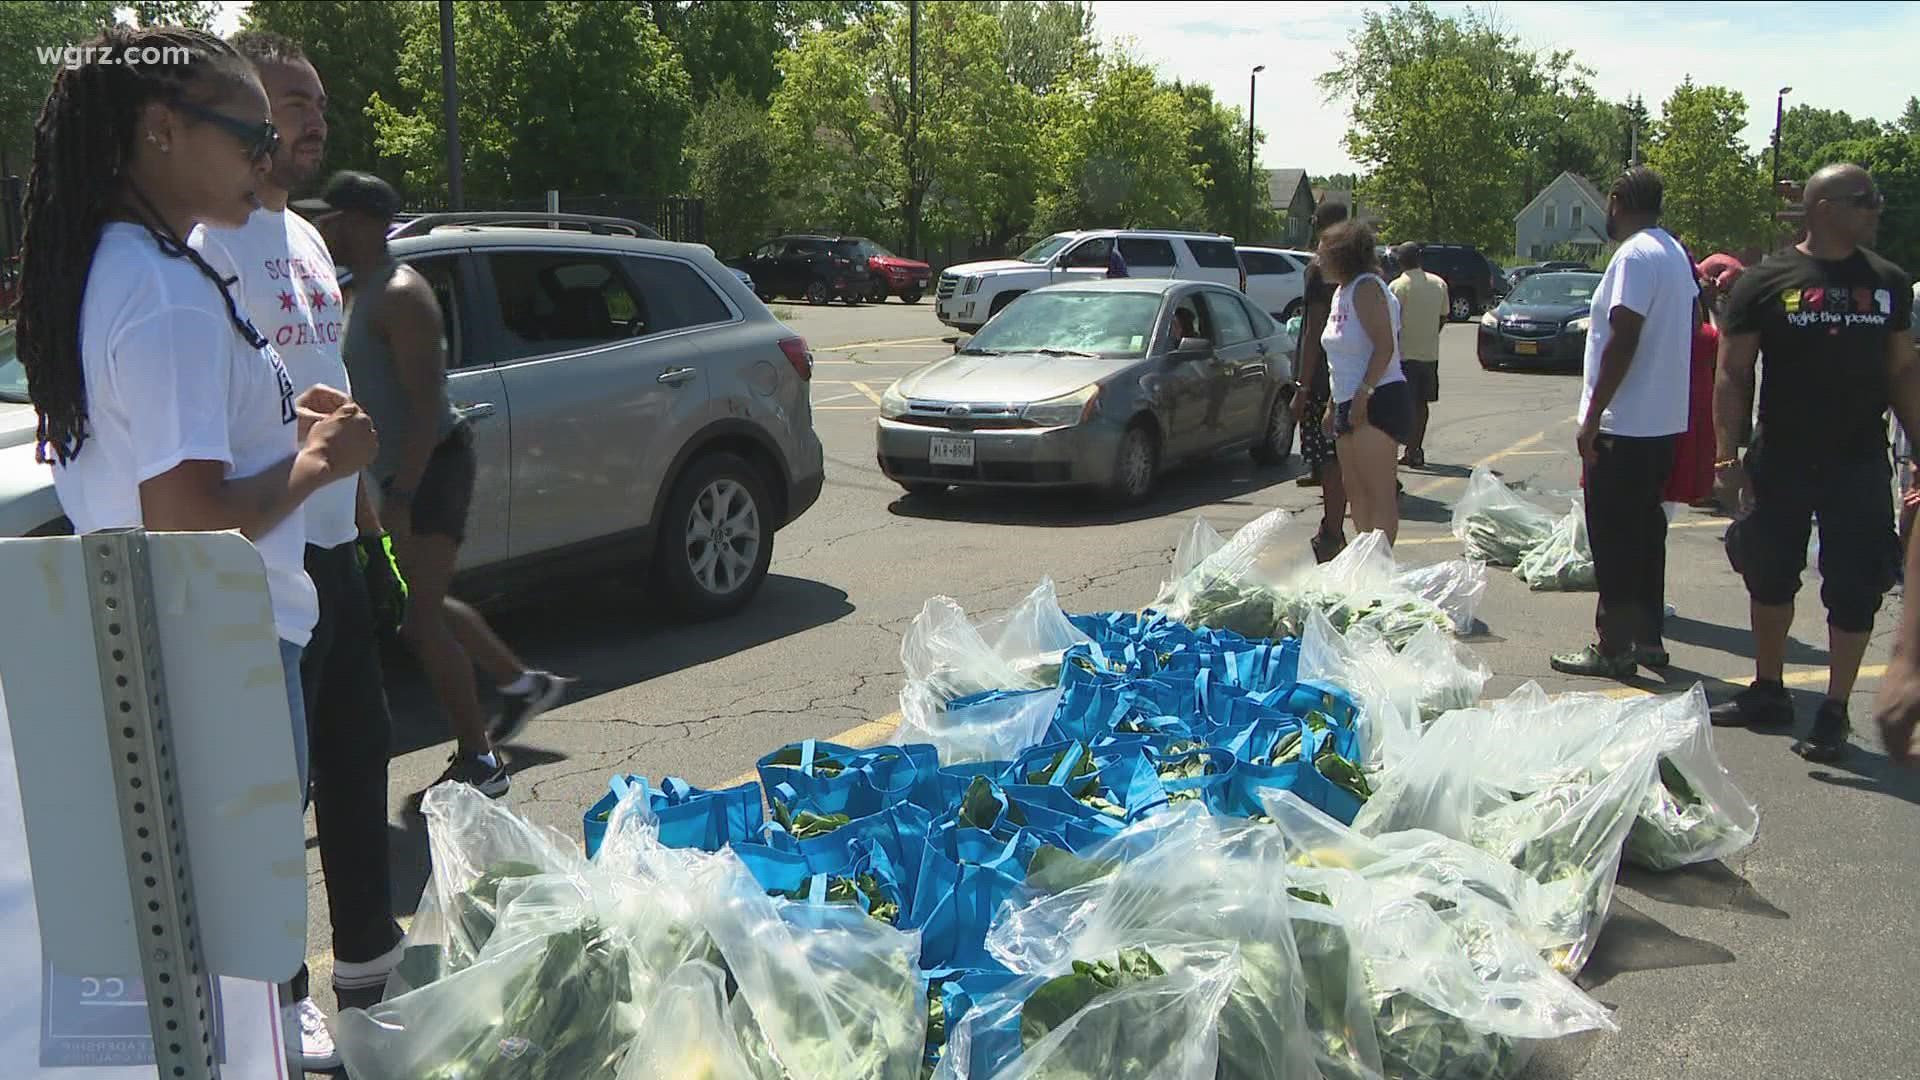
top-left (125, 1), bottom-right (218, 28)
top-left (646, 0), bottom-right (785, 106)
top-left (1173, 82), bottom-right (1274, 238)
top-left (1645, 79), bottom-right (1771, 256)
top-left (1775, 104), bottom-right (1885, 186)
top-left (1311, 173), bottom-right (1360, 191)
top-left (0, 1), bottom-right (116, 175)
top-left (688, 82), bottom-right (776, 259)
top-left (1900, 96), bottom-right (1920, 137)
top-left (766, 19), bottom-right (895, 239)
top-left (1618, 94), bottom-right (1653, 168)
top-left (1318, 3), bottom-right (1549, 249)
top-left (980, 0), bottom-right (1094, 96)
top-left (1815, 130), bottom-right (1920, 271)
top-left (371, 1), bottom-right (693, 206)
top-left (1032, 52), bottom-right (1200, 234)
top-left (241, 1), bottom-right (429, 192)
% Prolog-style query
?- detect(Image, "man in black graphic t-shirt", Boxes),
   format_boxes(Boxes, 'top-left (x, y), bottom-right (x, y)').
top-left (1711, 162), bottom-right (1918, 761)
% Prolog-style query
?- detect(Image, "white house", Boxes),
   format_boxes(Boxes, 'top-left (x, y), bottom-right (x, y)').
top-left (1514, 171), bottom-right (1609, 260)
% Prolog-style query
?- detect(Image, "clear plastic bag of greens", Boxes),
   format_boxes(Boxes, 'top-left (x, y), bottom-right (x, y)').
top-left (1351, 683), bottom-right (1690, 973)
top-left (1515, 497), bottom-right (1597, 591)
top-left (901, 579), bottom-right (1093, 735)
top-left (1297, 611), bottom-right (1419, 772)
top-left (392, 782), bottom-right (594, 994)
top-left (894, 685), bottom-right (1063, 766)
top-left (336, 875), bottom-right (642, 1080)
top-left (615, 960), bottom-right (761, 1080)
top-left (1274, 532), bottom-right (1459, 649)
top-left (1263, 793), bottom-right (1617, 1074)
top-left (1149, 509), bottom-right (1308, 639)
top-left (986, 807), bottom-right (1372, 1080)
top-left (698, 849), bottom-right (926, 1080)
top-left (1449, 466), bottom-right (1557, 566)
top-left (1396, 623), bottom-right (1491, 723)
top-left (1625, 684), bottom-right (1761, 871)
top-left (1156, 515), bottom-right (1228, 601)
top-left (1391, 558), bottom-right (1487, 635)
top-left (935, 942), bottom-right (1239, 1080)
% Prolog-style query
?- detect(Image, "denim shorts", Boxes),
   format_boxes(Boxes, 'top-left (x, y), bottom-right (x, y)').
top-left (279, 638), bottom-right (309, 797)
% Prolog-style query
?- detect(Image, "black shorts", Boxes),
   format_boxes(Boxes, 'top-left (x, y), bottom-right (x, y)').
top-left (390, 423), bottom-right (475, 544)
top-left (1733, 438), bottom-right (1899, 633)
top-left (1334, 380), bottom-right (1415, 445)
top-left (1401, 359), bottom-right (1439, 403)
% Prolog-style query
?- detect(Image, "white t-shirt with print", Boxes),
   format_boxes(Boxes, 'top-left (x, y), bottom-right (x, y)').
top-left (54, 223), bottom-right (318, 646)
top-left (193, 209), bottom-right (355, 548)
top-left (1578, 226), bottom-right (1696, 438)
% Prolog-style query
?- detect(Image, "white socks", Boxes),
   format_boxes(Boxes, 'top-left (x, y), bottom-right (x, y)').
top-left (500, 672), bottom-right (536, 696)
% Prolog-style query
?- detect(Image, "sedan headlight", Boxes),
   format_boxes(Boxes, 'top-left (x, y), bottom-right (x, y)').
top-left (880, 382), bottom-right (910, 419)
top-left (1479, 311), bottom-right (1499, 328)
top-left (962, 275), bottom-right (983, 295)
top-left (1021, 385), bottom-right (1099, 427)
top-left (1567, 316), bottom-right (1590, 334)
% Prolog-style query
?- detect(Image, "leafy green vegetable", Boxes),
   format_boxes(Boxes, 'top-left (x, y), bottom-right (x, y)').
top-left (1026, 846), bottom-right (1121, 893)
top-left (1314, 748), bottom-right (1373, 803)
top-left (766, 745), bottom-right (846, 778)
top-left (451, 860), bottom-right (545, 964)
top-left (1154, 751), bottom-right (1222, 804)
top-left (779, 872), bottom-right (902, 925)
top-left (1018, 947), bottom-right (1167, 1051)
top-left (772, 802), bottom-right (853, 841)
top-left (1374, 991), bottom-right (1521, 1080)
top-left (1626, 757), bottom-right (1734, 871)
top-left (1460, 505), bottom-right (1556, 566)
top-left (422, 920), bottom-right (636, 1080)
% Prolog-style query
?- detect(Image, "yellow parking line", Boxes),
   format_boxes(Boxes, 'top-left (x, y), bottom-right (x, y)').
top-left (722, 714), bottom-right (905, 788)
top-left (1599, 664), bottom-right (1886, 700)
top-left (1409, 431), bottom-right (1546, 499)
top-left (850, 381), bottom-right (884, 405)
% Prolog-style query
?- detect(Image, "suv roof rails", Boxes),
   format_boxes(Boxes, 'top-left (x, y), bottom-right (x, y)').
top-left (389, 212), bottom-right (662, 240)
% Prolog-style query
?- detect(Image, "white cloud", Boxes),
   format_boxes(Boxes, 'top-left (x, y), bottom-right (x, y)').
top-left (1089, 0), bottom-right (1920, 178)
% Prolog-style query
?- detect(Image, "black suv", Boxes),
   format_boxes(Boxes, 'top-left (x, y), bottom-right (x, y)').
top-left (1417, 243), bottom-right (1507, 321)
top-left (731, 234), bottom-right (874, 306)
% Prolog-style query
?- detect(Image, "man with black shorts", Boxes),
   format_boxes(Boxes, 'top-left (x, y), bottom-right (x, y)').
top-left (1291, 200), bottom-right (1351, 562)
top-left (1389, 241), bottom-right (1448, 468)
top-left (304, 171), bottom-right (570, 797)
top-left (1710, 162), bottom-right (1917, 762)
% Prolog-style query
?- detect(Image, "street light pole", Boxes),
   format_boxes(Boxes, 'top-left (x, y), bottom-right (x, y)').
top-left (440, 0), bottom-right (463, 210)
top-left (1770, 86), bottom-right (1792, 195)
top-left (1246, 65), bottom-right (1264, 241)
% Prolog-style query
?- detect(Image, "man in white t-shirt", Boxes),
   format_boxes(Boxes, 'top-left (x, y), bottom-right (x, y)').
top-left (190, 31), bottom-right (402, 1071)
top-left (1552, 167), bottom-right (1698, 679)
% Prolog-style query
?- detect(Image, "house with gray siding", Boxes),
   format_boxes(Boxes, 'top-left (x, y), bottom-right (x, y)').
top-left (1265, 168), bottom-right (1315, 246)
top-left (1514, 171), bottom-right (1609, 260)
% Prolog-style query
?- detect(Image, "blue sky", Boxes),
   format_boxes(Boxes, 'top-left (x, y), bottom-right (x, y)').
top-left (1091, 0), bottom-right (1920, 175)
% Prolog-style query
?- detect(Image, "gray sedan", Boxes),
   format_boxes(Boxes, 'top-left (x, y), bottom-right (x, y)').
top-left (876, 279), bottom-right (1297, 503)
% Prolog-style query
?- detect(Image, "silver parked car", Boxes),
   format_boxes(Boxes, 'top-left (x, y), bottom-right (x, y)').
top-left (0, 215), bottom-right (826, 618)
top-left (877, 279), bottom-right (1297, 503)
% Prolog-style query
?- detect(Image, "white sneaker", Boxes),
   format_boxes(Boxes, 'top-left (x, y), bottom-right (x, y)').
top-left (1664, 603), bottom-right (1677, 619)
top-left (284, 996), bottom-right (340, 1072)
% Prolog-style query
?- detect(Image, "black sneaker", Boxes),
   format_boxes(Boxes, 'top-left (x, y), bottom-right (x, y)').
top-left (489, 671), bottom-right (571, 745)
top-left (1549, 644), bottom-right (1637, 679)
top-left (1635, 644), bottom-right (1671, 670)
top-left (1709, 681), bottom-right (1794, 728)
top-left (428, 751), bottom-right (510, 799)
top-left (1792, 699), bottom-right (1850, 763)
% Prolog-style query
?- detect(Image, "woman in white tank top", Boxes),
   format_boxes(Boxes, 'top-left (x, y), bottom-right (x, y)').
top-left (1317, 221), bottom-right (1413, 544)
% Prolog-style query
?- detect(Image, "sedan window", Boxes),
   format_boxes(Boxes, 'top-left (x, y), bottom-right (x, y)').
top-left (1199, 290), bottom-right (1254, 346)
top-left (962, 290), bottom-right (1162, 357)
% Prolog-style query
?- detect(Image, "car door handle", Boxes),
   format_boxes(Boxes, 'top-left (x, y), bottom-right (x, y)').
top-left (657, 367), bottom-right (698, 386)
top-left (454, 401), bottom-right (496, 422)
top-left (1255, 343), bottom-right (1269, 355)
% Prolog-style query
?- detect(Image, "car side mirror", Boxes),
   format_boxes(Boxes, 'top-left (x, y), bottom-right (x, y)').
top-left (953, 333), bottom-right (972, 353)
top-left (1172, 336), bottom-right (1212, 359)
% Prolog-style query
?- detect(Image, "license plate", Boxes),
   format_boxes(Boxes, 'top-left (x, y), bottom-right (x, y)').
top-left (1515, 340), bottom-right (1539, 355)
top-left (928, 436), bottom-right (975, 467)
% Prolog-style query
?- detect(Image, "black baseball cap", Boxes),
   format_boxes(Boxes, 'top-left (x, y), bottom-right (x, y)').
top-left (292, 170), bottom-right (402, 218)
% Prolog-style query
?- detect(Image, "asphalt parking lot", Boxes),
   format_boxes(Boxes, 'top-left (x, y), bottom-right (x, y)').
top-left (306, 296), bottom-right (1920, 1080)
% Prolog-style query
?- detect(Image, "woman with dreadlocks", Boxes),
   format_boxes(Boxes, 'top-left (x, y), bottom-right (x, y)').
top-left (14, 27), bottom-right (376, 1067)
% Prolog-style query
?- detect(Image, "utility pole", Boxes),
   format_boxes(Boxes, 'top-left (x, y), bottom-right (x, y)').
top-left (1771, 86), bottom-right (1793, 194)
top-left (1246, 65), bottom-right (1264, 241)
top-left (440, 0), bottom-right (464, 210)
top-left (906, 0), bottom-right (920, 258)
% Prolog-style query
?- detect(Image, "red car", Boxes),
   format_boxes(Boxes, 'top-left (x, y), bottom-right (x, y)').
top-left (849, 237), bottom-right (931, 304)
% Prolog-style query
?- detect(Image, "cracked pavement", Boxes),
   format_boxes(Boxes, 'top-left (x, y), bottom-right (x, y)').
top-left (301, 304), bottom-right (1920, 1080)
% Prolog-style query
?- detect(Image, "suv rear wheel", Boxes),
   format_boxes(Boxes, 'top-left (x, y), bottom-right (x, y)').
top-left (804, 281), bottom-right (830, 305)
top-left (1449, 292), bottom-right (1476, 321)
top-left (653, 452), bottom-right (774, 619)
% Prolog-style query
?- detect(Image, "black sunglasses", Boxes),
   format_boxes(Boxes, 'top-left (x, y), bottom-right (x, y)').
top-left (171, 100), bottom-right (280, 163)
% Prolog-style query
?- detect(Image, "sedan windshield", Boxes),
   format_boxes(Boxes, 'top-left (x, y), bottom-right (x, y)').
top-left (1016, 234), bottom-right (1073, 264)
top-left (0, 327), bottom-right (25, 403)
top-left (961, 291), bottom-right (1161, 358)
top-left (1507, 272), bottom-right (1601, 306)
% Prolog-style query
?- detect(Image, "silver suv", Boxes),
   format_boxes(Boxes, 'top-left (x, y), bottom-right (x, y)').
top-left (0, 214), bottom-right (825, 618)
top-left (934, 230), bottom-right (1247, 333)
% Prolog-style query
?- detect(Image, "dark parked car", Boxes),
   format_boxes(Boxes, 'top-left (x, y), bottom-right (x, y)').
top-left (731, 235), bottom-right (874, 305)
top-left (1418, 243), bottom-right (1508, 321)
top-left (1477, 271), bottom-right (1603, 370)
top-left (846, 237), bottom-right (932, 304)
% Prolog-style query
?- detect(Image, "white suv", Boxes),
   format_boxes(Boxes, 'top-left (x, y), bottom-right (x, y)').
top-left (934, 230), bottom-right (1245, 333)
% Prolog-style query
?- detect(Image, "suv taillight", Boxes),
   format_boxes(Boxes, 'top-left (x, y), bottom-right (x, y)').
top-left (779, 336), bottom-right (813, 381)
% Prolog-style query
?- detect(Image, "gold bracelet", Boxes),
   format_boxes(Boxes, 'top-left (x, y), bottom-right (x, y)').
top-left (1713, 457), bottom-right (1740, 470)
